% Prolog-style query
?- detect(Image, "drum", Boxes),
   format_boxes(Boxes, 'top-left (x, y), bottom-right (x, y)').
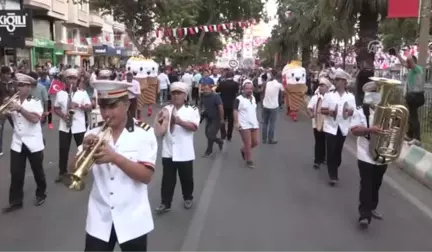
top-left (89, 109), bottom-right (103, 129)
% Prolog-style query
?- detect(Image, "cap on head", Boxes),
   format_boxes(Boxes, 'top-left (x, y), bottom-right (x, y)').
top-left (91, 80), bottom-right (132, 100)
top-left (64, 68), bottom-right (79, 78)
top-left (362, 81), bottom-right (377, 92)
top-left (170, 82), bottom-right (188, 93)
top-left (242, 79), bottom-right (253, 86)
top-left (15, 73), bottom-right (36, 84)
top-left (318, 77), bottom-right (332, 88)
top-left (334, 68), bottom-right (351, 81)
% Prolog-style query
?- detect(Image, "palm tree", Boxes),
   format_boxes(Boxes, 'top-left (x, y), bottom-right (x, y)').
top-left (322, 0), bottom-right (388, 70)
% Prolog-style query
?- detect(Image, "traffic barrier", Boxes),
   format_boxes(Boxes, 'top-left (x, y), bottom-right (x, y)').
top-left (396, 143), bottom-right (432, 190)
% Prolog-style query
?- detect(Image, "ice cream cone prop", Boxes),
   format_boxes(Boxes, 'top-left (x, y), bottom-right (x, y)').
top-left (282, 60), bottom-right (307, 122)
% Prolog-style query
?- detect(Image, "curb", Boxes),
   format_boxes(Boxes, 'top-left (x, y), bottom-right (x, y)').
top-left (396, 143), bottom-right (432, 190)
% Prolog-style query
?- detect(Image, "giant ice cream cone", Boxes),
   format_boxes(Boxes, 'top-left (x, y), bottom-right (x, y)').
top-left (282, 60), bottom-right (307, 121)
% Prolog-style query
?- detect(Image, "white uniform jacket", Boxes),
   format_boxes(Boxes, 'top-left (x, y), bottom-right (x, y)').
top-left (81, 116), bottom-right (158, 244)
top-left (350, 106), bottom-right (381, 165)
top-left (321, 91), bottom-right (356, 136)
top-left (54, 89), bottom-right (91, 134)
top-left (161, 104), bottom-right (200, 162)
top-left (10, 95), bottom-right (44, 153)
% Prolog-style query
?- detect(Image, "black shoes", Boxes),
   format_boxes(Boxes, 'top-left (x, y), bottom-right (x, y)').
top-left (2, 196), bottom-right (46, 214)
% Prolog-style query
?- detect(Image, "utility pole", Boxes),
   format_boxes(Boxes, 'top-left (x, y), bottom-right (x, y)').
top-left (417, 0), bottom-right (431, 67)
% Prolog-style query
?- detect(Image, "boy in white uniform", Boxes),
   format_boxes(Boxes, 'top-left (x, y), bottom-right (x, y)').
top-left (3, 73), bottom-right (47, 213)
top-left (350, 81), bottom-right (387, 229)
top-left (73, 80), bottom-right (157, 251)
top-left (307, 77), bottom-right (332, 169)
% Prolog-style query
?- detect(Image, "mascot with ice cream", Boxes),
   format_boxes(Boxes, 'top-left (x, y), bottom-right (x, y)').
top-left (282, 60), bottom-right (308, 121)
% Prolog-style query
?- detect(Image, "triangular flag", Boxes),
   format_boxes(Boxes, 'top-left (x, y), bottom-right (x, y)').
top-left (188, 27), bottom-right (195, 35)
top-left (194, 27), bottom-right (199, 33)
top-left (388, 0), bottom-right (419, 18)
top-left (213, 25), bottom-right (217, 31)
top-left (172, 28), bottom-right (177, 38)
top-left (208, 25), bottom-right (213, 32)
top-left (183, 28), bottom-right (188, 36)
top-left (221, 24), bottom-right (227, 30)
top-left (203, 26), bottom-right (209, 32)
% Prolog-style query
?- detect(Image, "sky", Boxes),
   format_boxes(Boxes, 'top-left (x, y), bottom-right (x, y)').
top-left (262, 0), bottom-right (278, 37)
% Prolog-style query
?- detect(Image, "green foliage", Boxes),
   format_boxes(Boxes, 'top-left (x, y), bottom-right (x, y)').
top-left (379, 18), bottom-right (419, 49)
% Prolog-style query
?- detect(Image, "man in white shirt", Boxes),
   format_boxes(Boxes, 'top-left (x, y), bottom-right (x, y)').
top-left (124, 72), bottom-right (141, 118)
top-left (157, 68), bottom-right (171, 105)
top-left (153, 82), bottom-right (200, 214)
top-left (261, 70), bottom-right (284, 144)
top-left (181, 68), bottom-right (194, 101)
top-left (53, 68), bottom-right (92, 183)
top-left (320, 69), bottom-right (356, 186)
top-left (3, 73), bottom-right (47, 213)
top-left (210, 68), bottom-right (220, 85)
top-left (73, 80), bottom-right (157, 251)
top-left (350, 80), bottom-right (388, 229)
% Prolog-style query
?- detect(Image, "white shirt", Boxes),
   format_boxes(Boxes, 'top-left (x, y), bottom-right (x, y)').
top-left (233, 74), bottom-right (241, 83)
top-left (10, 96), bottom-right (44, 153)
top-left (321, 91), bottom-right (356, 136)
top-left (210, 75), bottom-right (220, 84)
top-left (263, 79), bottom-right (283, 109)
top-left (83, 120), bottom-right (157, 244)
top-left (54, 89), bottom-right (91, 134)
top-left (235, 95), bottom-right (259, 130)
top-left (350, 107), bottom-right (379, 164)
top-left (307, 93), bottom-right (324, 129)
top-left (181, 73), bottom-right (194, 90)
top-left (158, 73), bottom-right (170, 89)
top-left (161, 104), bottom-right (200, 162)
top-left (124, 79), bottom-right (141, 99)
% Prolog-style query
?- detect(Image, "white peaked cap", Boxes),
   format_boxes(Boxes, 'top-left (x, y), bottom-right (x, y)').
top-left (64, 68), bottom-right (80, 78)
top-left (15, 73), bottom-right (36, 84)
top-left (170, 82), bottom-right (188, 93)
top-left (334, 68), bottom-right (351, 81)
top-left (91, 80), bottom-right (132, 99)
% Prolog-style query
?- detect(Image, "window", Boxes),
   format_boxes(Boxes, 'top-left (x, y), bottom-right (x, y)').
top-left (79, 3), bottom-right (85, 10)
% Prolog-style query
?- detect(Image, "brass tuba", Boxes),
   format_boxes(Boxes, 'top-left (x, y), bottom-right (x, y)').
top-left (67, 119), bottom-right (112, 190)
top-left (368, 77), bottom-right (409, 165)
top-left (0, 92), bottom-right (19, 114)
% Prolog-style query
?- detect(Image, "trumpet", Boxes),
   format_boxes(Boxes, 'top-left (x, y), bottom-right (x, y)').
top-left (0, 92), bottom-right (19, 114)
top-left (67, 119), bottom-right (112, 191)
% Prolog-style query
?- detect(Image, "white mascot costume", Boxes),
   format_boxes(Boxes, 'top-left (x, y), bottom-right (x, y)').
top-left (282, 60), bottom-right (308, 121)
top-left (125, 56), bottom-right (159, 118)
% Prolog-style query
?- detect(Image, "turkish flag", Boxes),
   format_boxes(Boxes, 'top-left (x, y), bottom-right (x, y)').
top-left (388, 0), bottom-right (419, 18)
top-left (48, 79), bottom-right (66, 95)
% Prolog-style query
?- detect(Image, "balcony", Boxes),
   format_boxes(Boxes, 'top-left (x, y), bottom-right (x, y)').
top-left (48, 0), bottom-right (67, 21)
top-left (24, 0), bottom-right (50, 10)
top-left (66, 1), bottom-right (89, 27)
top-left (89, 11), bottom-right (103, 28)
top-left (112, 22), bottom-right (125, 32)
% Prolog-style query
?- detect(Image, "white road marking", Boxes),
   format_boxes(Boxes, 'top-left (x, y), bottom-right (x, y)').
top-left (344, 142), bottom-right (432, 221)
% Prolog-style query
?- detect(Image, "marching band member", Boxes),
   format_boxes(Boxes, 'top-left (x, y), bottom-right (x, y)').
top-left (153, 82), bottom-right (200, 214)
top-left (320, 69), bottom-right (356, 186)
top-left (91, 69), bottom-right (112, 109)
top-left (73, 80), bottom-right (157, 251)
top-left (124, 71), bottom-right (141, 118)
top-left (307, 77), bottom-right (332, 169)
top-left (2, 73), bottom-right (47, 213)
top-left (350, 81), bottom-right (387, 229)
top-left (53, 68), bottom-right (92, 183)
top-left (234, 80), bottom-right (260, 168)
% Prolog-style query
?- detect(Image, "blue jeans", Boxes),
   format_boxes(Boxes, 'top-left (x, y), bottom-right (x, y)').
top-left (160, 89), bottom-right (168, 104)
top-left (261, 107), bottom-right (278, 142)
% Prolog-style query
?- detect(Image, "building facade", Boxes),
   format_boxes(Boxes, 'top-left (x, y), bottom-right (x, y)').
top-left (0, 0), bottom-right (135, 69)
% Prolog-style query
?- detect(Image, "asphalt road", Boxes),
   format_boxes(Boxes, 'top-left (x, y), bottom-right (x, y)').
top-left (1, 107), bottom-right (432, 251)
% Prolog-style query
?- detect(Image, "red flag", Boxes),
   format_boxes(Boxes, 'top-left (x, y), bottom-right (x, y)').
top-left (388, 0), bottom-right (419, 18)
top-left (48, 79), bottom-right (65, 95)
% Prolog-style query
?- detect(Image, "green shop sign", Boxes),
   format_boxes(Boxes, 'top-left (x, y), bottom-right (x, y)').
top-left (54, 49), bottom-right (64, 55)
top-left (34, 38), bottom-right (55, 49)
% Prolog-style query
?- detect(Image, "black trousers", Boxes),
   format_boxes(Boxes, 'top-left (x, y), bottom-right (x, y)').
top-left (84, 226), bottom-right (147, 251)
top-left (220, 107), bottom-right (234, 140)
top-left (326, 128), bottom-right (346, 180)
top-left (47, 100), bottom-right (52, 124)
top-left (405, 92), bottom-right (425, 141)
top-left (9, 144), bottom-right (46, 205)
top-left (313, 128), bottom-right (326, 164)
top-left (205, 119), bottom-right (222, 153)
top-left (128, 98), bottom-right (137, 118)
top-left (358, 160), bottom-right (387, 221)
top-left (59, 130), bottom-right (85, 175)
top-left (161, 158), bottom-right (194, 208)
top-left (192, 87), bottom-right (199, 105)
